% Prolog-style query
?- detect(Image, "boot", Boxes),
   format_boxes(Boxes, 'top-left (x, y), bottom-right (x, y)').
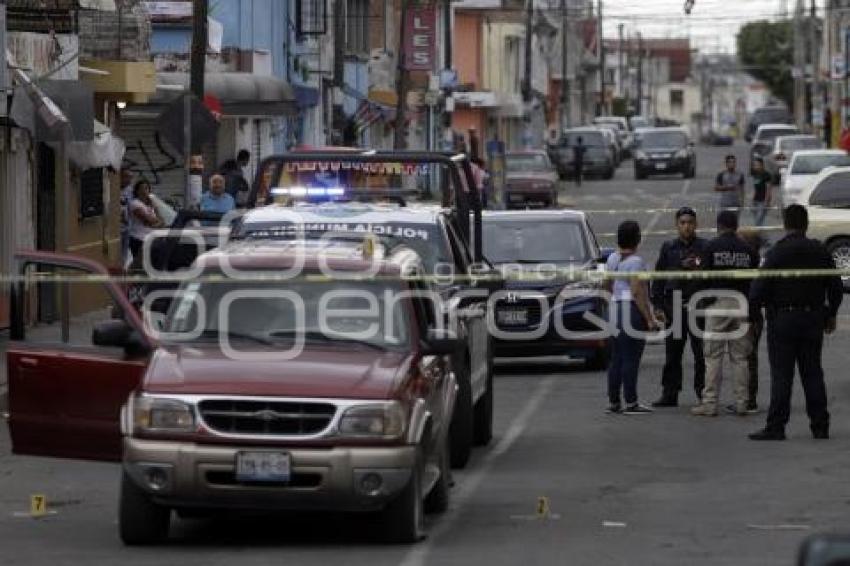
top-left (651, 391), bottom-right (678, 407)
top-left (691, 403), bottom-right (718, 417)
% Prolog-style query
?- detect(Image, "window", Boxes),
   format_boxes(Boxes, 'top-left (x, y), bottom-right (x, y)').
top-left (296, 0), bottom-right (327, 37)
top-left (346, 0), bottom-right (369, 55)
top-left (79, 168), bottom-right (105, 219)
top-left (809, 172), bottom-right (850, 207)
top-left (670, 89), bottom-right (684, 112)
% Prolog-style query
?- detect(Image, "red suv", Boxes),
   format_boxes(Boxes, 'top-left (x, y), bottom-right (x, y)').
top-left (6, 244), bottom-right (457, 544)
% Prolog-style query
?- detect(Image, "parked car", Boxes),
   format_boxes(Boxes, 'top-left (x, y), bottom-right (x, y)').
top-left (745, 105), bottom-right (793, 142)
top-left (503, 151), bottom-right (559, 208)
top-left (780, 150), bottom-right (850, 206)
top-left (633, 127), bottom-right (696, 179)
top-left (233, 201), bottom-right (497, 468)
top-left (794, 166), bottom-right (850, 289)
top-left (629, 115), bottom-right (652, 130)
top-left (750, 123), bottom-right (799, 172)
top-left (764, 134), bottom-right (824, 179)
top-left (549, 128), bottom-right (615, 180)
top-left (482, 210), bottom-right (610, 369)
top-left (596, 124), bottom-right (623, 165)
top-left (593, 116), bottom-right (633, 156)
top-left (6, 242), bottom-right (458, 544)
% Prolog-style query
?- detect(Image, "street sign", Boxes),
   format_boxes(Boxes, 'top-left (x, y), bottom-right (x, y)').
top-left (403, 5), bottom-right (436, 71)
top-left (439, 69), bottom-right (458, 90)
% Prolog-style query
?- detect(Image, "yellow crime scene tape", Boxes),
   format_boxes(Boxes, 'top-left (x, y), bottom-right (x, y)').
top-left (1, 267), bottom-right (849, 284)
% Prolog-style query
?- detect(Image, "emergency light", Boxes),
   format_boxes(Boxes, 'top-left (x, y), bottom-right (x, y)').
top-left (270, 186), bottom-right (347, 197)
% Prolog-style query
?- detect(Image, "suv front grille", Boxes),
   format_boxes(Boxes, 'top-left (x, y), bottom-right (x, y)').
top-left (198, 400), bottom-right (336, 436)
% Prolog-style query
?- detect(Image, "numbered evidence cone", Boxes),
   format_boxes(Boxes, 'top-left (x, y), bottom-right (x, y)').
top-left (536, 496), bottom-right (550, 518)
top-left (30, 494), bottom-right (47, 518)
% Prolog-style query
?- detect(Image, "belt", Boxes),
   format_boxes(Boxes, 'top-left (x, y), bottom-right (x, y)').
top-left (773, 305), bottom-right (819, 312)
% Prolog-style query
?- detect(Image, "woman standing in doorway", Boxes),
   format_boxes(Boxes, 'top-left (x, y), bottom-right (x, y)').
top-left (127, 179), bottom-right (163, 264)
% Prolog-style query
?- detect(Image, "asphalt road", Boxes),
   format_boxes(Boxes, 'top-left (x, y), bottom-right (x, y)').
top-left (3, 143), bottom-right (850, 565)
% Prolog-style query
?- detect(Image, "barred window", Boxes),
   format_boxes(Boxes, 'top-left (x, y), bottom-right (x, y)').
top-left (296, 0), bottom-right (327, 36)
top-left (346, 0), bottom-right (369, 55)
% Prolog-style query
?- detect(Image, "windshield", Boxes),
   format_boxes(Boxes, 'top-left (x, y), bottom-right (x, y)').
top-left (754, 109), bottom-right (791, 123)
top-left (594, 118), bottom-right (625, 130)
top-left (235, 219), bottom-right (451, 273)
top-left (779, 138), bottom-right (821, 151)
top-left (563, 132), bottom-right (606, 147)
top-left (164, 278), bottom-right (411, 350)
top-left (506, 154), bottom-right (552, 172)
top-left (483, 220), bottom-right (590, 264)
top-left (638, 131), bottom-right (688, 149)
top-left (791, 155), bottom-right (850, 174)
top-left (759, 128), bottom-right (796, 142)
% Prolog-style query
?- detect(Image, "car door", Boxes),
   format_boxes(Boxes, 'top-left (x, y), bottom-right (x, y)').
top-left (7, 251), bottom-right (154, 462)
top-left (442, 218), bottom-right (489, 403)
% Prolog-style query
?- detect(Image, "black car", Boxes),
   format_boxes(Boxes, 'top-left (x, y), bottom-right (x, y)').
top-left (547, 128), bottom-right (615, 180)
top-left (482, 210), bottom-right (610, 369)
top-left (633, 128), bottom-right (696, 179)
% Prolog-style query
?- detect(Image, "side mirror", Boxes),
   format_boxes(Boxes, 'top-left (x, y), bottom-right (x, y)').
top-left (779, 167), bottom-right (788, 177)
top-left (688, 141), bottom-right (696, 148)
top-left (422, 329), bottom-right (462, 356)
top-left (93, 320), bottom-right (148, 355)
top-left (598, 247), bottom-right (615, 263)
top-left (797, 534), bottom-right (850, 566)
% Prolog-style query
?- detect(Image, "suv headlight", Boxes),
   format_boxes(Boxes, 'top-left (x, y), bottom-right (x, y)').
top-left (338, 402), bottom-right (406, 438)
top-left (675, 149), bottom-right (689, 159)
top-left (634, 150), bottom-right (648, 161)
top-left (132, 396), bottom-right (195, 433)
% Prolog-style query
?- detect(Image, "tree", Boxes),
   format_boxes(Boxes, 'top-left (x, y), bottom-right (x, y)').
top-left (737, 20), bottom-right (794, 109)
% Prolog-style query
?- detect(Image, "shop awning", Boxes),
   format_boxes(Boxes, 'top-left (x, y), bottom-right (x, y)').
top-left (139, 72), bottom-right (297, 117)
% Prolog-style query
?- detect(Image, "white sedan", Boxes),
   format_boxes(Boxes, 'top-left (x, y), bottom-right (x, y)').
top-left (797, 166), bottom-right (850, 289)
top-left (780, 150), bottom-right (850, 206)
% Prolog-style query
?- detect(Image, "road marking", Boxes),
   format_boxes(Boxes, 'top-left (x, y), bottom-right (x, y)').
top-left (603, 521), bottom-right (628, 528)
top-left (398, 375), bottom-right (557, 566)
top-left (644, 179), bottom-right (691, 237)
top-left (746, 524), bottom-right (811, 531)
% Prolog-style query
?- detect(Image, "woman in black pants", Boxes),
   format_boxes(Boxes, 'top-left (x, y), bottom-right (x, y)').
top-left (604, 220), bottom-right (659, 414)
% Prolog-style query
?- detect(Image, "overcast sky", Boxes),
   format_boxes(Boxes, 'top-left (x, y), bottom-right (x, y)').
top-left (601, 0), bottom-right (821, 54)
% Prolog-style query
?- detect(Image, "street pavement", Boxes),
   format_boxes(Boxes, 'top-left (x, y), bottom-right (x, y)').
top-left (3, 143), bottom-right (850, 565)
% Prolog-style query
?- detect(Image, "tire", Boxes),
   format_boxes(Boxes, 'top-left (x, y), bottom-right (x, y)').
top-left (635, 169), bottom-right (646, 180)
top-left (381, 450), bottom-right (425, 543)
top-left (473, 357), bottom-right (494, 446)
top-left (119, 471), bottom-right (171, 545)
top-left (604, 167), bottom-right (614, 180)
top-left (585, 345), bottom-right (611, 371)
top-left (424, 433), bottom-right (451, 514)
top-left (449, 353), bottom-right (474, 469)
top-left (550, 191), bottom-right (558, 208)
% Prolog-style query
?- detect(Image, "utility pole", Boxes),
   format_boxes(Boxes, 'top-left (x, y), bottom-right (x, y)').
top-left (394, 0), bottom-right (410, 149)
top-left (809, 0), bottom-right (819, 131)
top-left (442, 0), bottom-right (453, 151)
top-left (618, 23), bottom-right (624, 101)
top-left (636, 32), bottom-right (643, 116)
top-left (794, 0), bottom-right (805, 127)
top-left (190, 0), bottom-right (207, 99)
top-left (597, 0), bottom-right (605, 116)
top-left (522, 0), bottom-right (533, 147)
top-left (560, 0), bottom-right (569, 131)
top-left (187, 0), bottom-right (208, 207)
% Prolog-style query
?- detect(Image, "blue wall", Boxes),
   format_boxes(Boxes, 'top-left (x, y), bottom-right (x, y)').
top-left (213, 0), bottom-right (288, 79)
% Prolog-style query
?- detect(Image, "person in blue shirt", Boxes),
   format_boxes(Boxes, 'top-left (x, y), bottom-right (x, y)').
top-left (200, 174), bottom-right (235, 214)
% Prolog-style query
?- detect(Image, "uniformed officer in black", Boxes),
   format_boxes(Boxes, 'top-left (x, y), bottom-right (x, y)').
top-left (749, 204), bottom-right (843, 440)
top-left (651, 207), bottom-right (708, 407)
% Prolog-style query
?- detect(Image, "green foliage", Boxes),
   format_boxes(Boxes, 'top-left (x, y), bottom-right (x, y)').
top-left (737, 20), bottom-right (794, 108)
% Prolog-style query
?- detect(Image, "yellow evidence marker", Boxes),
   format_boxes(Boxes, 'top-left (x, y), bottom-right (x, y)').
top-left (30, 494), bottom-right (47, 517)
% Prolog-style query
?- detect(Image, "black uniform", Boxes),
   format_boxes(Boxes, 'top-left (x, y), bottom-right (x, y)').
top-left (749, 233), bottom-right (843, 436)
top-left (651, 236), bottom-right (709, 400)
top-left (573, 143), bottom-right (586, 186)
top-left (701, 232), bottom-right (760, 294)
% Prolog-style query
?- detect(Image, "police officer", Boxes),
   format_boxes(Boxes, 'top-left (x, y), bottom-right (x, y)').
top-left (691, 211), bottom-right (760, 417)
top-left (651, 206), bottom-right (708, 407)
top-left (749, 205), bottom-right (843, 440)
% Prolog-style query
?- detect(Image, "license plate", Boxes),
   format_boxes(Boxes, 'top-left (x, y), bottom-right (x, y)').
top-left (655, 163), bottom-right (668, 170)
top-left (498, 309), bottom-right (529, 325)
top-left (235, 452), bottom-right (291, 483)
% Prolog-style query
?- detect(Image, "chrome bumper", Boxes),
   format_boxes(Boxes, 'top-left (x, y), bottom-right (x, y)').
top-left (124, 438), bottom-right (416, 512)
